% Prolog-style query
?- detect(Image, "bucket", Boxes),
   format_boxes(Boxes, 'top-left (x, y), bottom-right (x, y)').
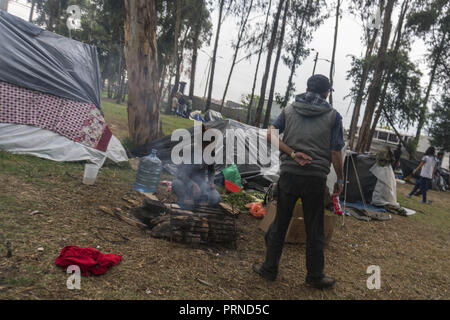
top-left (83, 164), bottom-right (100, 185)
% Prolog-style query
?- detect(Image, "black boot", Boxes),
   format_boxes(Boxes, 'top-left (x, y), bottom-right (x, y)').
top-left (252, 263), bottom-right (277, 281)
top-left (305, 276), bottom-right (336, 289)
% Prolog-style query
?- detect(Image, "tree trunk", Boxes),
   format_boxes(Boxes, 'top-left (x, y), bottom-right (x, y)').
top-left (57, 0), bottom-right (62, 34)
top-left (29, 0), bottom-right (35, 22)
top-left (178, 27), bottom-right (191, 78)
top-left (115, 38), bottom-right (125, 104)
top-left (0, 0), bottom-right (8, 11)
top-left (413, 31), bottom-right (446, 149)
top-left (383, 109), bottom-right (415, 160)
top-left (263, 0), bottom-right (289, 128)
top-left (165, 71), bottom-right (173, 113)
top-left (329, 0), bottom-right (341, 106)
top-left (107, 80), bottom-right (113, 98)
top-left (189, 5), bottom-right (203, 101)
top-left (281, 0), bottom-right (311, 109)
top-left (167, 0), bottom-right (182, 115)
top-left (355, 0), bottom-right (396, 153)
top-left (253, 0), bottom-right (285, 127)
top-left (159, 63), bottom-right (167, 101)
top-left (124, 0), bottom-right (161, 147)
top-left (48, 12), bottom-right (54, 32)
top-left (348, 1), bottom-right (385, 150)
top-left (189, 38), bottom-right (199, 100)
top-left (246, 0), bottom-right (272, 124)
top-left (205, 0), bottom-right (225, 111)
top-left (367, 0), bottom-right (409, 151)
top-left (220, 0), bottom-right (254, 112)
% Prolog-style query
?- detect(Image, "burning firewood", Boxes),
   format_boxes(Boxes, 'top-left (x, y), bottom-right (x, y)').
top-left (132, 194), bottom-right (237, 247)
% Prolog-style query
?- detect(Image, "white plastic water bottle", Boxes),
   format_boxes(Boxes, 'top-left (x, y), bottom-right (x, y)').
top-left (133, 149), bottom-right (162, 193)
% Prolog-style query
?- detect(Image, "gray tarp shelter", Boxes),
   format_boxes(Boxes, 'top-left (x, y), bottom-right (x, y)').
top-left (0, 10), bottom-right (102, 109)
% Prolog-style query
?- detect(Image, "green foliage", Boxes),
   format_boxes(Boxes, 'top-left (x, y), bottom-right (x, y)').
top-left (381, 50), bottom-right (423, 129)
top-left (346, 50), bottom-right (423, 131)
top-left (280, 0), bottom-right (329, 106)
top-left (428, 95), bottom-right (450, 152)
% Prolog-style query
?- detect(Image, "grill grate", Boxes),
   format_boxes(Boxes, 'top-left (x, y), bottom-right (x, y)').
top-left (133, 198), bottom-right (237, 248)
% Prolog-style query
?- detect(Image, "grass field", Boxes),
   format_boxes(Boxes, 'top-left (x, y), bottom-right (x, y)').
top-left (0, 99), bottom-right (449, 300)
top-left (101, 99), bottom-right (194, 141)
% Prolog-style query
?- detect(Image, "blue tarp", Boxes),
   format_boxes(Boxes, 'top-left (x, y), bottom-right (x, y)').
top-left (342, 201), bottom-right (387, 213)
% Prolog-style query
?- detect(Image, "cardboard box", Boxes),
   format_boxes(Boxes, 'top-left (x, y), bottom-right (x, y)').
top-left (259, 200), bottom-right (337, 245)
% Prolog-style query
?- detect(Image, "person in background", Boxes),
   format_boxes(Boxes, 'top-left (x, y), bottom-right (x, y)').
top-left (172, 93), bottom-right (179, 115)
top-left (406, 146), bottom-right (437, 204)
top-left (393, 143), bottom-right (402, 170)
top-left (186, 99), bottom-right (193, 118)
top-left (436, 151), bottom-right (444, 171)
top-left (178, 93), bottom-right (186, 117)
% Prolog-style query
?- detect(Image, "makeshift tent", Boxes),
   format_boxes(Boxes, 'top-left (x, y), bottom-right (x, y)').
top-left (133, 119), bottom-right (280, 191)
top-left (341, 153), bottom-right (378, 204)
top-left (204, 110), bottom-right (224, 122)
top-left (0, 10), bottom-right (127, 166)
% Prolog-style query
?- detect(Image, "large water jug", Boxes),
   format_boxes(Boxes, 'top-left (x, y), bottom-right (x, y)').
top-left (133, 149), bottom-right (162, 193)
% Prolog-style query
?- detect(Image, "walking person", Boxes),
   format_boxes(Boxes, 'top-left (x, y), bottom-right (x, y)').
top-left (406, 147), bottom-right (437, 204)
top-left (252, 74), bottom-right (345, 289)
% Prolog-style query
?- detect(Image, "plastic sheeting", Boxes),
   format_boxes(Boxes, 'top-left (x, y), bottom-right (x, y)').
top-left (0, 10), bottom-right (102, 109)
top-left (204, 110), bottom-right (224, 122)
top-left (0, 123), bottom-right (128, 166)
top-left (341, 153), bottom-right (378, 203)
top-left (370, 163), bottom-right (399, 207)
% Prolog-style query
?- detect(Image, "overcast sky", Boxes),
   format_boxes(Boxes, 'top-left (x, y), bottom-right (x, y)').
top-left (7, 0), bottom-right (430, 134)
top-left (190, 3), bottom-right (430, 134)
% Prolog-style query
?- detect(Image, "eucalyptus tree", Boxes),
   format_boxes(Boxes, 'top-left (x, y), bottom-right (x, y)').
top-left (355, 0), bottom-right (397, 153)
top-left (347, 0), bottom-right (385, 149)
top-left (205, 0), bottom-right (234, 111)
top-left (124, 0), bottom-right (161, 146)
top-left (407, 0), bottom-right (450, 149)
top-left (253, 0), bottom-right (285, 127)
top-left (280, 0), bottom-right (328, 108)
top-left (263, 0), bottom-right (290, 128)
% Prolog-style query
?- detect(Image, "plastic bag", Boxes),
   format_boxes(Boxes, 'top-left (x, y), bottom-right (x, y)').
top-left (245, 202), bottom-right (266, 218)
top-left (222, 163), bottom-right (243, 188)
top-left (370, 164), bottom-right (399, 207)
top-left (225, 180), bottom-right (242, 193)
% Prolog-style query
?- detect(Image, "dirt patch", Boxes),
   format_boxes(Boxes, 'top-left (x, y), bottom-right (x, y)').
top-left (0, 167), bottom-right (449, 299)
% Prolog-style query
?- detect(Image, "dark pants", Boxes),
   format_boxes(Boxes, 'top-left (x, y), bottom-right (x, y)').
top-left (262, 172), bottom-right (327, 279)
top-left (409, 177), bottom-right (430, 203)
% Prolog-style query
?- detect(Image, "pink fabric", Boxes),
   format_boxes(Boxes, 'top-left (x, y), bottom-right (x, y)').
top-left (0, 81), bottom-right (111, 152)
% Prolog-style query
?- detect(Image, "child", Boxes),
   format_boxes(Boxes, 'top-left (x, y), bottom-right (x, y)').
top-left (406, 147), bottom-right (437, 204)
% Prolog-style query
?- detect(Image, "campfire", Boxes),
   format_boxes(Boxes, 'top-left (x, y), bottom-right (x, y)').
top-left (132, 194), bottom-right (238, 248)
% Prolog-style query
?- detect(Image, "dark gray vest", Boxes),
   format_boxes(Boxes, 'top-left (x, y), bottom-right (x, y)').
top-left (280, 103), bottom-right (336, 178)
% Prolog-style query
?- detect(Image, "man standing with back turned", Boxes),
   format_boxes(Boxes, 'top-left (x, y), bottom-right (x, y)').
top-left (253, 74), bottom-right (345, 289)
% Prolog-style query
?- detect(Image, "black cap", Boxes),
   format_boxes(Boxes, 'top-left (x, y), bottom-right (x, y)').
top-left (307, 74), bottom-right (333, 94)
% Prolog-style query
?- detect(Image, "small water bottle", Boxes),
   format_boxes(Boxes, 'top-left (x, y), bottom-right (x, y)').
top-left (133, 149), bottom-right (162, 194)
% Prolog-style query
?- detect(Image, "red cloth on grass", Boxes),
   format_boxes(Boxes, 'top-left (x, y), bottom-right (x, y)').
top-left (55, 246), bottom-right (122, 276)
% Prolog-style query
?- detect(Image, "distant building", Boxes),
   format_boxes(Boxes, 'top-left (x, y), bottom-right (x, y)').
top-left (225, 101), bottom-right (245, 110)
top-left (346, 127), bottom-right (449, 169)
